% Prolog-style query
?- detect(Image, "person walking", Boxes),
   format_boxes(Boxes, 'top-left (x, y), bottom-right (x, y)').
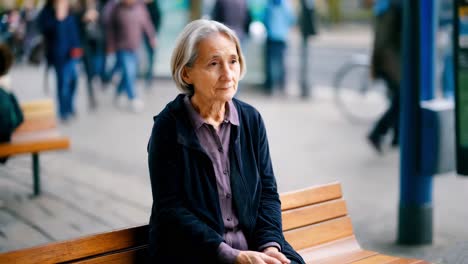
top-left (38, 0), bottom-right (82, 122)
top-left (211, 0), bottom-right (250, 46)
top-left (143, 0), bottom-right (161, 87)
top-left (76, 0), bottom-right (104, 110)
top-left (262, 0), bottom-right (296, 96)
top-left (367, 0), bottom-right (402, 153)
top-left (107, 0), bottom-right (156, 112)
top-left (298, 0), bottom-right (318, 98)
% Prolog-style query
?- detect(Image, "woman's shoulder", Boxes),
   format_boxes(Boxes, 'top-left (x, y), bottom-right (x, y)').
top-left (151, 94), bottom-right (186, 127)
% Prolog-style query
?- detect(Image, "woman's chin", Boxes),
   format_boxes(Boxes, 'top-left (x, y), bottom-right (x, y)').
top-left (216, 88), bottom-right (236, 100)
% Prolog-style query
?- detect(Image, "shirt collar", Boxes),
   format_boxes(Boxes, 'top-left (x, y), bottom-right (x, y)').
top-left (183, 95), bottom-right (239, 129)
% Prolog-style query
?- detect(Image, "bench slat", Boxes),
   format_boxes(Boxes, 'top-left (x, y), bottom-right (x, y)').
top-left (281, 182), bottom-right (342, 210)
top-left (15, 117), bottom-right (57, 133)
top-left (70, 246), bottom-right (148, 264)
top-left (21, 100), bottom-right (55, 115)
top-left (0, 225), bottom-right (148, 264)
top-left (0, 133), bottom-right (70, 157)
top-left (350, 254), bottom-right (400, 264)
top-left (314, 250), bottom-right (378, 264)
top-left (282, 199), bottom-right (347, 231)
top-left (284, 216), bottom-right (354, 250)
top-left (297, 236), bottom-right (368, 263)
top-left (386, 259), bottom-right (431, 264)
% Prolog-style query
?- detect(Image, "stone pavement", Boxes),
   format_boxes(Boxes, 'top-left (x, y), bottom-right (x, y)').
top-left (1, 25), bottom-right (468, 263)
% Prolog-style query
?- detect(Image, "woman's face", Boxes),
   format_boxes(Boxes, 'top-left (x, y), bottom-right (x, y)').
top-left (183, 33), bottom-right (240, 103)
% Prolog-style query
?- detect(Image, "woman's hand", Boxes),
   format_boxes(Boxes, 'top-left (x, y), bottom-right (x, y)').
top-left (235, 248), bottom-right (291, 264)
top-left (263, 247), bottom-right (291, 264)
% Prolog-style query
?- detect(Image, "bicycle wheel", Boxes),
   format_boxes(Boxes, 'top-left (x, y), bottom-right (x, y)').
top-left (333, 62), bottom-right (388, 124)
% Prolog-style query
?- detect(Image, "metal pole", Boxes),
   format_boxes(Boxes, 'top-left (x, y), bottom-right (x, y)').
top-left (33, 153), bottom-right (40, 196)
top-left (397, 0), bottom-right (436, 245)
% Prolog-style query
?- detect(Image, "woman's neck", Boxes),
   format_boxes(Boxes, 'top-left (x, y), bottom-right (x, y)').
top-left (190, 95), bottom-right (226, 129)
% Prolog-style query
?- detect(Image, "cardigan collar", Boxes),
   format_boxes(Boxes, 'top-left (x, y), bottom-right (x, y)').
top-left (166, 94), bottom-right (241, 151)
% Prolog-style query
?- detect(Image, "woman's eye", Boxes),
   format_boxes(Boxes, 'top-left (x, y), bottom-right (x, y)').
top-left (231, 59), bottom-right (238, 64)
top-left (210, 62), bottom-right (218, 66)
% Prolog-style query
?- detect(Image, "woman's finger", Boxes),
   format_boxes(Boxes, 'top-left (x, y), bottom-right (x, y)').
top-left (264, 251), bottom-right (291, 264)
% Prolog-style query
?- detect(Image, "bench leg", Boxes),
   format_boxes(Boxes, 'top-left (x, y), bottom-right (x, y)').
top-left (32, 153), bottom-right (40, 196)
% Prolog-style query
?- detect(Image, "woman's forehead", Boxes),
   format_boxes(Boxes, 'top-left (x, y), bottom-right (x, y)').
top-left (197, 33), bottom-right (238, 58)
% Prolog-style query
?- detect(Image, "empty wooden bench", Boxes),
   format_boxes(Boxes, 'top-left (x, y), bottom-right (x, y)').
top-left (0, 99), bottom-right (70, 196)
top-left (0, 182), bottom-right (431, 263)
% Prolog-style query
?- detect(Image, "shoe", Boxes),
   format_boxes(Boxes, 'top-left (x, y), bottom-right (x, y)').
top-left (130, 99), bottom-right (144, 113)
top-left (367, 134), bottom-right (383, 154)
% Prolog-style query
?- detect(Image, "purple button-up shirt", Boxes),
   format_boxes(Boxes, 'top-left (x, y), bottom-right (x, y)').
top-left (184, 96), bottom-right (247, 262)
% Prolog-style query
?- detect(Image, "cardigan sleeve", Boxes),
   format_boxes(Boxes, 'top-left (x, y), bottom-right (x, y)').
top-left (147, 115), bottom-right (224, 259)
top-left (251, 113), bottom-right (285, 250)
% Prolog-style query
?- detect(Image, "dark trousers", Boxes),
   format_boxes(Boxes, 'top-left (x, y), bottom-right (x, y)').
top-left (369, 75), bottom-right (399, 144)
top-left (264, 39), bottom-right (287, 94)
top-left (54, 60), bottom-right (78, 120)
top-left (83, 49), bottom-right (105, 109)
top-left (144, 36), bottom-right (156, 82)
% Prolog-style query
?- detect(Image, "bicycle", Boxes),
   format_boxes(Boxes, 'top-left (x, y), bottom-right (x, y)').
top-left (332, 53), bottom-right (389, 124)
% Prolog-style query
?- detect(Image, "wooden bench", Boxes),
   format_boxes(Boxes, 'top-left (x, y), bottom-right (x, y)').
top-left (0, 99), bottom-right (70, 196)
top-left (0, 182), bottom-right (432, 263)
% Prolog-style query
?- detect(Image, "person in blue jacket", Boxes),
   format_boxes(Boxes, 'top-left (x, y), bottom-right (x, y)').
top-left (147, 19), bottom-right (305, 264)
top-left (38, 0), bottom-right (82, 122)
top-left (262, 0), bottom-right (296, 96)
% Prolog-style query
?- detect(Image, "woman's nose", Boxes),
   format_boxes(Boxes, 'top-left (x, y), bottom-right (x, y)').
top-left (220, 63), bottom-right (234, 80)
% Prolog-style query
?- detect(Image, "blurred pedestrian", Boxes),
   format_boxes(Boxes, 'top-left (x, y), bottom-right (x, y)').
top-left (211, 0), bottom-right (250, 46)
top-left (367, 0), bottom-right (402, 153)
top-left (143, 0), bottom-right (161, 87)
top-left (262, 0), bottom-right (296, 96)
top-left (327, 0), bottom-right (341, 24)
top-left (0, 44), bottom-right (23, 164)
top-left (76, 0), bottom-right (102, 109)
top-left (299, 0), bottom-right (318, 98)
top-left (101, 0), bottom-right (119, 85)
top-left (20, 0), bottom-right (43, 65)
top-left (107, 0), bottom-right (156, 112)
top-left (38, 0), bottom-right (83, 122)
top-left (146, 19), bottom-right (305, 264)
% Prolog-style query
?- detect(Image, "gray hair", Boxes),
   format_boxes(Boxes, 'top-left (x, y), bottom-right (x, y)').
top-left (170, 19), bottom-right (246, 95)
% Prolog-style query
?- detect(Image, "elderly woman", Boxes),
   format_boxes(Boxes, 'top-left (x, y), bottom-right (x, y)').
top-left (147, 20), bottom-right (304, 264)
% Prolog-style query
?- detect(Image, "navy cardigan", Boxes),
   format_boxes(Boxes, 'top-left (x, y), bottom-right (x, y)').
top-left (147, 94), bottom-right (304, 263)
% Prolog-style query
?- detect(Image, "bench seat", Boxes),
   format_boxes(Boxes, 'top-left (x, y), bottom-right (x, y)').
top-left (0, 182), bottom-right (432, 263)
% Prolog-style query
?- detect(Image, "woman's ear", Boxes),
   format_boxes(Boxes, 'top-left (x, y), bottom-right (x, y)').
top-left (181, 67), bottom-right (192, 85)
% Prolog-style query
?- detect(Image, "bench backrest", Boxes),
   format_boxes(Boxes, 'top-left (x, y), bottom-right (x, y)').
top-left (280, 182), bottom-right (353, 251)
top-left (0, 99), bottom-right (70, 157)
top-left (15, 99), bottom-right (57, 133)
top-left (0, 182), bottom-right (352, 263)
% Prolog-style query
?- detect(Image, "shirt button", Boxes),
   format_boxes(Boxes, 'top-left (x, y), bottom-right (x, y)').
top-left (226, 193), bottom-right (231, 199)
top-left (223, 170), bottom-right (228, 175)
